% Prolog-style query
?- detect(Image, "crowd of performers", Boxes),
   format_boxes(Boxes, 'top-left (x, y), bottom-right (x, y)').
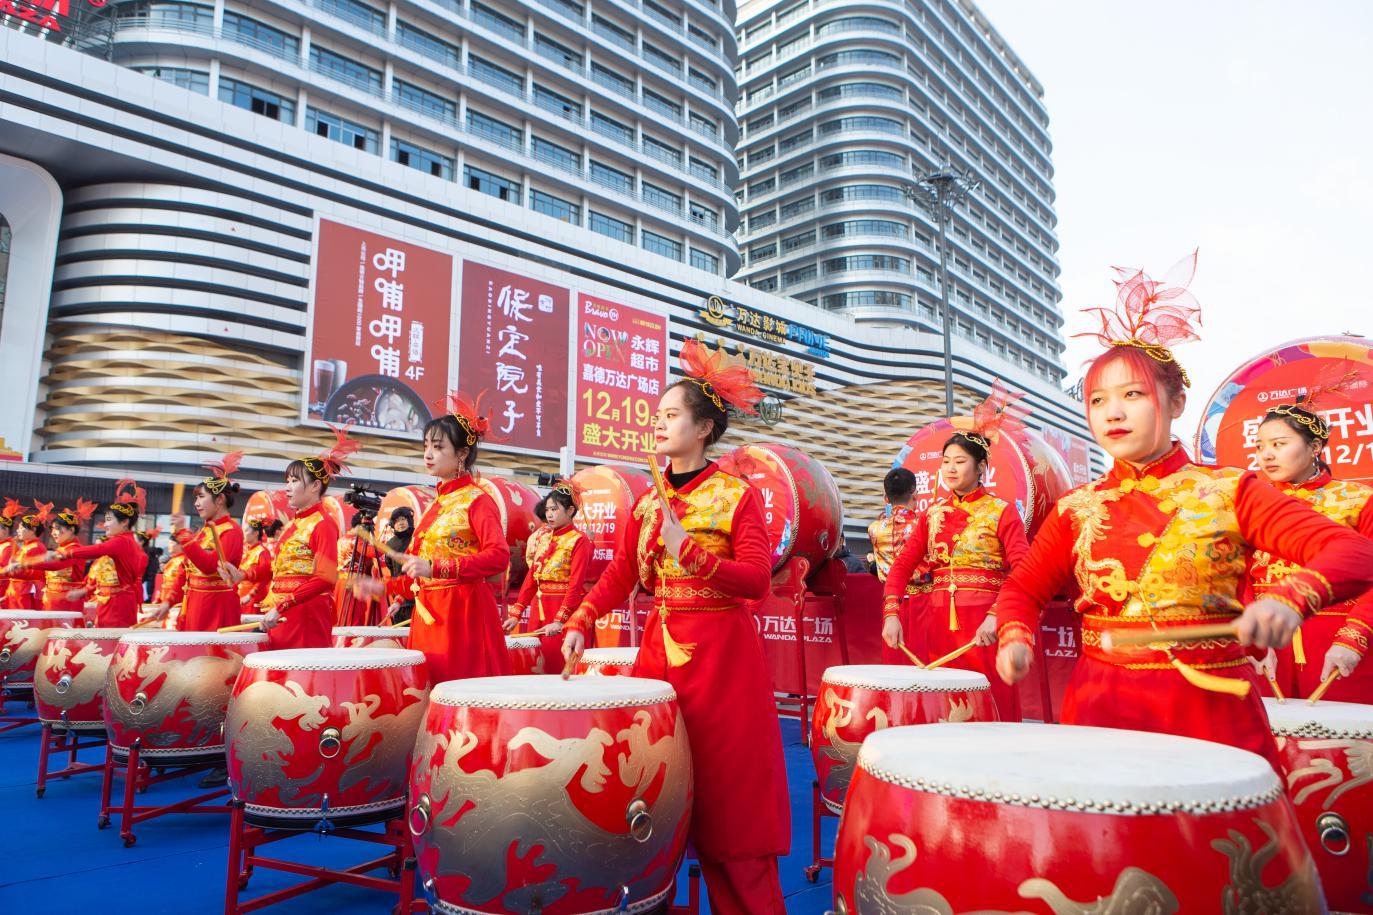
top-left (3, 251), bottom-right (1373, 912)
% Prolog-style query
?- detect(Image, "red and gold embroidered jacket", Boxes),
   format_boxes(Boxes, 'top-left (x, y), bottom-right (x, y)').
top-left (509, 523), bottom-right (590, 626)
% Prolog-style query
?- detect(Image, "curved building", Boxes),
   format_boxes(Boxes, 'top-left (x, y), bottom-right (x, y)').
top-left (733, 0), bottom-right (1067, 384)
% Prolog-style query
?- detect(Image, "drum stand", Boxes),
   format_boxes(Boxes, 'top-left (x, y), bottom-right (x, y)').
top-left (803, 781), bottom-right (838, 882)
top-left (0, 684), bottom-right (39, 734)
top-left (667, 861), bottom-right (703, 914)
top-left (97, 739), bottom-right (231, 846)
top-left (224, 801), bottom-right (419, 915)
top-left (35, 717), bottom-right (107, 797)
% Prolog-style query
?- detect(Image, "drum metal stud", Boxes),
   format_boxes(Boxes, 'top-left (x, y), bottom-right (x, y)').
top-left (0, 648), bottom-right (11, 663)
top-left (129, 691), bottom-right (148, 715)
top-left (1317, 811), bottom-right (1351, 856)
top-left (318, 727), bottom-right (342, 758)
top-left (409, 793), bottom-right (431, 836)
top-left (625, 798), bottom-right (653, 843)
top-left (54, 674), bottom-right (72, 695)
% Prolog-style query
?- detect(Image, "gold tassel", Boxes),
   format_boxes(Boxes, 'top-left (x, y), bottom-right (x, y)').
top-left (660, 608), bottom-right (696, 667)
top-left (413, 589), bottom-right (437, 625)
top-left (1292, 628), bottom-right (1307, 666)
top-left (1169, 657), bottom-right (1251, 697)
top-left (948, 588), bottom-right (958, 632)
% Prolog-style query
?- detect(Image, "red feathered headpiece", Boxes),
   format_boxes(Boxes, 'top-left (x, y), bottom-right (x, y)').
top-left (303, 425), bottom-right (360, 483)
top-left (444, 391), bottom-right (492, 447)
top-left (57, 497), bottom-right (99, 529)
top-left (111, 479), bottom-right (146, 520)
top-left (141, 525), bottom-right (162, 541)
top-left (20, 500), bottom-right (53, 530)
top-left (956, 379), bottom-right (1028, 449)
top-left (551, 477), bottom-right (585, 509)
top-left (1265, 360), bottom-right (1370, 441)
top-left (1074, 249), bottom-right (1202, 387)
top-left (679, 339), bottom-right (765, 416)
top-left (202, 450), bottom-right (243, 495)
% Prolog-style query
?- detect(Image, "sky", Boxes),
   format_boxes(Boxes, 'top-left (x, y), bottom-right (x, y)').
top-left (976, 0), bottom-right (1373, 437)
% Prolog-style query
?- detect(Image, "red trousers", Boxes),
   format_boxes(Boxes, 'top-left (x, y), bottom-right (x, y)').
top-left (926, 587), bottom-right (1020, 722)
top-left (698, 856), bottom-right (785, 915)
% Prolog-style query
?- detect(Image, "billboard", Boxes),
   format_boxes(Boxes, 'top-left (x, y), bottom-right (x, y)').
top-left (304, 219), bottom-right (453, 439)
top-left (573, 294), bottom-right (668, 463)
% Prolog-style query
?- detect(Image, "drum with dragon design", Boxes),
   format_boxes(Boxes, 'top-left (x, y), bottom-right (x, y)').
top-left (409, 675), bottom-right (692, 914)
top-left (34, 628), bottom-right (130, 729)
top-left (833, 723), bottom-right (1324, 914)
top-left (1266, 697), bottom-right (1373, 914)
top-left (575, 647), bottom-right (639, 677)
top-left (0, 610), bottom-right (83, 691)
top-left (226, 647), bottom-right (429, 828)
top-left (332, 626), bottom-right (410, 649)
top-left (810, 666), bottom-right (996, 814)
top-left (104, 631), bottom-right (268, 764)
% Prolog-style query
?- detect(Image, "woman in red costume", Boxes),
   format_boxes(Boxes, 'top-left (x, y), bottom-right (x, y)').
top-left (993, 252), bottom-right (1373, 769)
top-left (503, 480), bottom-right (590, 672)
top-left (561, 340), bottom-right (789, 915)
top-left (880, 382), bottom-right (1031, 720)
top-left (40, 499), bottom-right (97, 613)
top-left (38, 480), bottom-right (149, 627)
top-left (1247, 370), bottom-right (1373, 702)
top-left (162, 452), bottom-right (245, 631)
top-left (4, 502), bottom-right (55, 609)
top-left (237, 519), bottom-right (275, 616)
top-left (868, 469), bottom-right (932, 664)
top-left (0, 501), bottom-right (19, 607)
top-left (226, 428), bottom-right (353, 648)
top-left (356, 394), bottom-right (511, 682)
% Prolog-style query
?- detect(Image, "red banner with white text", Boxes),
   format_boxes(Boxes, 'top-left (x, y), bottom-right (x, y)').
top-left (573, 294), bottom-right (668, 463)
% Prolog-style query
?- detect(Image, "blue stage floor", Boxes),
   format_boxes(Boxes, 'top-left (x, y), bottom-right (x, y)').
top-left (0, 711), bottom-right (835, 914)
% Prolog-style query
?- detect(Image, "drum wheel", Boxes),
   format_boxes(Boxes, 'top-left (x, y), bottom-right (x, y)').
top-left (97, 814), bottom-right (110, 829)
top-left (35, 787), bottom-right (45, 799)
top-left (804, 865), bottom-right (821, 884)
top-left (122, 834), bottom-right (136, 847)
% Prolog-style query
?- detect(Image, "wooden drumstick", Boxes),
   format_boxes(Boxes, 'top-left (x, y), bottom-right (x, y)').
top-left (217, 621), bottom-right (263, 633)
top-left (896, 643), bottom-right (925, 669)
top-left (132, 615), bottom-right (161, 629)
top-left (646, 453), bottom-right (673, 513)
top-left (925, 638), bottom-right (978, 671)
top-left (1268, 676), bottom-right (1287, 703)
top-left (1308, 670), bottom-right (1342, 705)
top-left (354, 528), bottom-right (409, 565)
top-left (170, 481), bottom-right (185, 517)
top-left (1100, 622), bottom-right (1238, 651)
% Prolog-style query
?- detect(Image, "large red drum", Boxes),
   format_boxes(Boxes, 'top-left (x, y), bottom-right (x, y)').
top-left (410, 676), bottom-right (692, 914)
top-left (226, 647), bottom-right (429, 828)
top-left (833, 723), bottom-right (1324, 913)
top-left (104, 631), bottom-right (268, 764)
top-left (505, 635), bottom-right (545, 675)
top-left (571, 465), bottom-right (652, 580)
top-left (575, 647), bottom-right (638, 677)
top-left (716, 442), bottom-right (843, 572)
top-left (34, 628), bottom-right (129, 729)
top-left (332, 626), bottom-right (410, 649)
top-left (810, 666), bottom-right (996, 814)
top-left (1197, 335), bottom-right (1373, 486)
top-left (894, 419), bottom-right (1073, 538)
top-left (478, 476), bottom-right (542, 555)
top-left (0, 610), bottom-right (83, 691)
top-left (1266, 697), bottom-right (1373, 913)
top-left (376, 485), bottom-right (435, 541)
top-left (241, 490), bottom-right (294, 528)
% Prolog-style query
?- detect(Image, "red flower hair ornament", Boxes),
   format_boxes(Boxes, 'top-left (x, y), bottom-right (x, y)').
top-left (678, 339), bottom-right (765, 416)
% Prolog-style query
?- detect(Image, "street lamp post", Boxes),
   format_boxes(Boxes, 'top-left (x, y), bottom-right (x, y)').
top-left (905, 166), bottom-right (980, 417)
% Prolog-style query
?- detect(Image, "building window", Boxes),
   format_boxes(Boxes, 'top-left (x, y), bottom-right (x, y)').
top-left (687, 23), bottom-right (716, 49)
top-left (222, 11), bottom-right (299, 59)
top-left (750, 243), bottom-right (776, 262)
top-left (820, 116), bottom-right (903, 136)
top-left (218, 77), bottom-right (295, 123)
top-left (591, 62), bottom-right (635, 98)
top-left (393, 79), bottom-right (456, 123)
top-left (824, 254), bottom-right (910, 273)
top-left (779, 196), bottom-right (814, 219)
top-left (468, 54), bottom-right (524, 95)
top-left (531, 189), bottom-right (581, 224)
top-left (688, 157), bottom-right (718, 182)
top-left (688, 113), bottom-right (718, 138)
top-left (821, 184), bottom-right (904, 203)
top-left (824, 219), bottom-right (907, 239)
top-left (750, 145), bottom-right (775, 165)
top-left (747, 113), bottom-right (774, 133)
top-left (591, 14), bottom-right (635, 49)
top-left (749, 177), bottom-right (775, 196)
top-left (642, 181), bottom-right (682, 214)
top-left (307, 107), bottom-right (379, 153)
top-left (642, 41), bottom-right (680, 74)
top-left (783, 264), bottom-right (817, 286)
top-left (589, 161), bottom-right (633, 194)
top-left (816, 15), bottom-right (901, 35)
top-left (751, 275), bottom-right (779, 292)
top-left (590, 111), bottom-right (634, 145)
top-left (782, 229), bottom-right (815, 251)
top-left (643, 89), bottom-right (682, 120)
top-left (642, 230), bottom-right (683, 261)
top-left (531, 136), bottom-right (581, 173)
top-left (823, 290), bottom-right (910, 309)
top-left (392, 138), bottom-right (454, 179)
top-left (117, 1), bottom-right (211, 27)
top-left (690, 248), bottom-right (719, 273)
top-left (309, 46), bottom-right (383, 95)
top-left (780, 163), bottom-right (813, 186)
top-left (642, 134), bottom-right (682, 166)
top-left (820, 150), bottom-right (905, 170)
top-left (318, 0), bottom-right (384, 32)
top-left (778, 98), bottom-right (811, 120)
top-left (749, 209), bottom-right (777, 230)
top-left (464, 164), bottom-right (521, 202)
top-left (818, 82), bottom-right (903, 102)
top-left (396, 21), bottom-right (461, 69)
top-left (590, 210), bottom-right (634, 243)
top-left (689, 202), bottom-right (718, 230)
top-left (817, 49), bottom-right (900, 69)
top-left (132, 66), bottom-right (209, 94)
top-left (533, 84), bottom-right (582, 119)
top-left (471, 1), bottom-right (525, 43)
top-left (688, 67), bottom-right (717, 93)
top-left (467, 110), bottom-right (523, 150)
top-left (779, 129), bottom-right (811, 152)
top-left (535, 33), bottom-right (583, 69)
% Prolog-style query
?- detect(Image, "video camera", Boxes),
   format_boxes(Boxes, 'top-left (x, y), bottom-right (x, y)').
top-left (343, 483), bottom-right (384, 527)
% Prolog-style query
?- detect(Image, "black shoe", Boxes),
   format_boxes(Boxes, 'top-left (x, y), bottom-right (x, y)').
top-left (198, 767), bottom-right (228, 788)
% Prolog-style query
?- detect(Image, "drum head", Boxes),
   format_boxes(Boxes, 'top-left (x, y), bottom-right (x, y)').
top-left (859, 723), bottom-right (1280, 815)
top-left (430, 674), bottom-right (674, 709)
top-left (1264, 697), bottom-right (1373, 739)
top-left (0, 611), bottom-right (84, 622)
top-left (822, 664), bottom-right (989, 692)
top-left (242, 647), bottom-right (426, 671)
top-left (118, 631), bottom-right (270, 647)
top-left (581, 648), bottom-right (639, 665)
top-left (45, 628), bottom-right (131, 641)
top-left (333, 626), bottom-right (410, 637)
top-left (505, 636), bottom-right (541, 650)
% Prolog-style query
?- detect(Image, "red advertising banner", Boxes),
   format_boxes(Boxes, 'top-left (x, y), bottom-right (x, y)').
top-left (1039, 426), bottom-right (1095, 486)
top-left (574, 294), bottom-right (668, 463)
top-left (1197, 336), bottom-right (1373, 486)
top-left (457, 263), bottom-right (569, 454)
top-left (306, 220), bottom-right (452, 438)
